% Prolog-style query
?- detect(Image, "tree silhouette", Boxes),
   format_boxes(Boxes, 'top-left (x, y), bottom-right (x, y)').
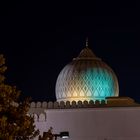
top-left (38, 127), bottom-right (53, 140)
top-left (0, 55), bottom-right (39, 140)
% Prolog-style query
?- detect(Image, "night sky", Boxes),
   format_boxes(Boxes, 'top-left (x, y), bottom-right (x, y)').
top-left (0, 2), bottom-right (140, 102)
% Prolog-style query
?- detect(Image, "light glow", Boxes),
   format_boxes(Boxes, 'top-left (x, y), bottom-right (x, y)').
top-left (55, 47), bottom-right (119, 102)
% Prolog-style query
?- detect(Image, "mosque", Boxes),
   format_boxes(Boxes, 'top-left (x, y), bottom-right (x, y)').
top-left (29, 39), bottom-right (140, 140)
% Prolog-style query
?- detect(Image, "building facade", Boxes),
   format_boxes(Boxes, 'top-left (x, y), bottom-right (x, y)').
top-left (29, 40), bottom-right (140, 140)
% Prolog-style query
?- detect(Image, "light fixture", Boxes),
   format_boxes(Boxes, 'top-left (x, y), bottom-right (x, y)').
top-left (39, 128), bottom-right (69, 140)
top-left (53, 131), bottom-right (69, 140)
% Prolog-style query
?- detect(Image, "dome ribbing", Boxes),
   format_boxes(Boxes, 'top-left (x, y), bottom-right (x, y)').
top-left (55, 44), bottom-right (119, 102)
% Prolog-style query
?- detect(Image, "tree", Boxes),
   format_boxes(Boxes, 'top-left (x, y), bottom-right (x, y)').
top-left (38, 127), bottom-right (53, 140)
top-left (0, 55), bottom-right (39, 140)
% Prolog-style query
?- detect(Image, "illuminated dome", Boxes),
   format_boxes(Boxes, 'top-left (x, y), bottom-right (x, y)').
top-left (55, 41), bottom-right (119, 102)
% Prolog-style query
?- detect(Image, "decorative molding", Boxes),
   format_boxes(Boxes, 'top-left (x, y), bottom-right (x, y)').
top-left (30, 97), bottom-right (138, 110)
top-left (29, 97), bottom-right (139, 122)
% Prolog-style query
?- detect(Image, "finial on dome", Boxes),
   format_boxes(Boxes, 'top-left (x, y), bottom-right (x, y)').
top-left (86, 37), bottom-right (88, 48)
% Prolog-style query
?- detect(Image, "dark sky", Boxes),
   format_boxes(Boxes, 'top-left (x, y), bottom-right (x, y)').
top-left (0, 2), bottom-right (140, 102)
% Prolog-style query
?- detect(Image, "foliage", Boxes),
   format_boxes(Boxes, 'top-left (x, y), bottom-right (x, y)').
top-left (38, 127), bottom-right (53, 140)
top-left (0, 55), bottom-right (39, 140)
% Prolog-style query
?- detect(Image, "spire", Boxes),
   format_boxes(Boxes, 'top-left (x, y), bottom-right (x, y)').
top-left (73, 38), bottom-right (101, 60)
top-left (86, 37), bottom-right (89, 48)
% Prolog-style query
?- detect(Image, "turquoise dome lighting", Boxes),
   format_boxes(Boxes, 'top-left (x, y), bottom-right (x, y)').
top-left (55, 43), bottom-right (119, 102)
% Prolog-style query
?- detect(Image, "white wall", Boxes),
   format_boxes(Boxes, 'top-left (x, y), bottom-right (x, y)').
top-left (35, 107), bottom-right (140, 140)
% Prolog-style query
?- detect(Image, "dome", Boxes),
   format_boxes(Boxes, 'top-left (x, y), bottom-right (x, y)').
top-left (55, 42), bottom-right (119, 102)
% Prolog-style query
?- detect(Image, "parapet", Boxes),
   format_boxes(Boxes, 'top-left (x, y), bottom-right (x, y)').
top-left (30, 97), bottom-right (139, 110)
top-left (106, 97), bottom-right (137, 106)
top-left (29, 97), bottom-right (139, 122)
top-left (30, 100), bottom-right (105, 109)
